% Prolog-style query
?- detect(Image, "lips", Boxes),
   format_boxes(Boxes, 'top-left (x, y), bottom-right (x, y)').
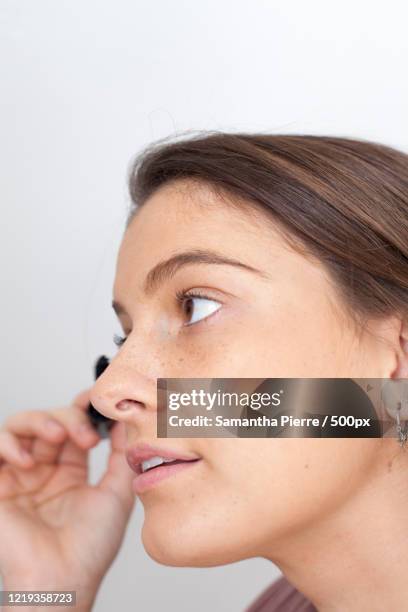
top-left (125, 442), bottom-right (202, 494)
top-left (126, 442), bottom-right (201, 478)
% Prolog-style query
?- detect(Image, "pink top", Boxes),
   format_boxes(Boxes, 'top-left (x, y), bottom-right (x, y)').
top-left (245, 575), bottom-right (317, 612)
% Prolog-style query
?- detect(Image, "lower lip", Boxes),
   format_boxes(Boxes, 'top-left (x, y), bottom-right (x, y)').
top-left (132, 459), bottom-right (202, 494)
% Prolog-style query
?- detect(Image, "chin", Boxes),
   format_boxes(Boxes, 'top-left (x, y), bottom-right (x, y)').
top-left (140, 519), bottom-right (249, 568)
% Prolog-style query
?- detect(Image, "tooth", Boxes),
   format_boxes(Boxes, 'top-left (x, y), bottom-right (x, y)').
top-left (141, 456), bottom-right (181, 473)
top-left (142, 456), bottom-right (165, 472)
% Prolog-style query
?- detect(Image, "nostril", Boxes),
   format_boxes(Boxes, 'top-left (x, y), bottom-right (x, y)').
top-left (116, 399), bottom-right (144, 411)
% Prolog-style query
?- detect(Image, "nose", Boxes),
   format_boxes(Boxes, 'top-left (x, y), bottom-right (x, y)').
top-left (89, 352), bottom-right (158, 427)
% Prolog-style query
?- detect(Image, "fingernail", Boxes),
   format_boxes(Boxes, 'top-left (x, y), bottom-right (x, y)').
top-left (46, 419), bottom-right (64, 434)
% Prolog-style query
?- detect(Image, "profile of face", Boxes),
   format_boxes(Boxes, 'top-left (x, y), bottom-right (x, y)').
top-left (90, 179), bottom-right (403, 568)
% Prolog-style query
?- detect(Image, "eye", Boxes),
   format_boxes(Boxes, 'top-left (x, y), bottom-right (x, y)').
top-left (176, 289), bottom-right (222, 326)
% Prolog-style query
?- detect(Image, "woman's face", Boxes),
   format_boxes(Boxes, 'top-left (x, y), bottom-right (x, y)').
top-left (91, 179), bottom-right (396, 567)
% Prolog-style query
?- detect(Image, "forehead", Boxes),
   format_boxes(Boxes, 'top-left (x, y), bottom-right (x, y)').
top-left (125, 179), bottom-right (270, 246)
top-left (113, 179), bottom-right (312, 295)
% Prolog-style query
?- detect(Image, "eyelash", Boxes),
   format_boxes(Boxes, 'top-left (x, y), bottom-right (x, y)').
top-left (113, 288), bottom-right (218, 348)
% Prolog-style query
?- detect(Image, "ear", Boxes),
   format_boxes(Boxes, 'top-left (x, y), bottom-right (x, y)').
top-left (392, 318), bottom-right (408, 378)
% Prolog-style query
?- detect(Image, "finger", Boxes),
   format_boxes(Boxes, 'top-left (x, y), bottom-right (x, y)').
top-left (4, 388), bottom-right (98, 447)
top-left (30, 436), bottom-right (69, 466)
top-left (47, 405), bottom-right (101, 450)
top-left (0, 430), bottom-right (35, 468)
top-left (3, 405), bottom-right (99, 467)
top-left (71, 387), bottom-right (93, 412)
top-left (55, 436), bottom-right (90, 469)
top-left (2, 412), bottom-right (70, 466)
top-left (2, 410), bottom-right (68, 444)
top-left (28, 423), bottom-right (93, 469)
top-left (48, 411), bottom-right (99, 468)
top-left (69, 388), bottom-right (109, 446)
top-left (0, 431), bottom-right (90, 473)
top-left (95, 422), bottom-right (136, 511)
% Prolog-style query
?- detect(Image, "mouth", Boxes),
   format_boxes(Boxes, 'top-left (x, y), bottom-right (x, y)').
top-left (126, 443), bottom-right (202, 494)
top-left (131, 458), bottom-right (202, 494)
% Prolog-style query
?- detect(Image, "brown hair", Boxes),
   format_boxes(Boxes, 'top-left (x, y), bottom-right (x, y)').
top-left (126, 130), bottom-right (408, 331)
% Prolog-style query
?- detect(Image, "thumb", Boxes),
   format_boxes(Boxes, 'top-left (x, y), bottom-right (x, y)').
top-left (95, 422), bottom-right (136, 513)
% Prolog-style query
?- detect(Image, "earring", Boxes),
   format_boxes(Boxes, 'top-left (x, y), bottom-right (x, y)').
top-left (381, 379), bottom-right (408, 448)
top-left (395, 407), bottom-right (408, 448)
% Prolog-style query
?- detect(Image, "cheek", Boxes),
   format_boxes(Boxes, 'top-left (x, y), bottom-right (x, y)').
top-left (170, 324), bottom-right (346, 379)
top-left (217, 438), bottom-right (382, 549)
top-left (241, 311), bottom-right (347, 377)
top-left (164, 296), bottom-right (351, 380)
top-left (140, 438), bottom-right (380, 567)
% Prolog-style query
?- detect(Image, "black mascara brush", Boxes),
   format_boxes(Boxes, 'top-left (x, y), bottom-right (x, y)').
top-left (87, 355), bottom-right (115, 438)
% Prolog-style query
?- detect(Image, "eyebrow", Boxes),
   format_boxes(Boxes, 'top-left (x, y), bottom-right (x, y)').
top-left (112, 248), bottom-right (269, 317)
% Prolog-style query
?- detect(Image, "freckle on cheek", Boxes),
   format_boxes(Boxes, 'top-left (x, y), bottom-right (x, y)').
top-left (304, 464), bottom-right (309, 469)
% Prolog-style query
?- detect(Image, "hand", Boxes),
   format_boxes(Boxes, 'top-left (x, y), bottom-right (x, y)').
top-left (0, 389), bottom-right (136, 609)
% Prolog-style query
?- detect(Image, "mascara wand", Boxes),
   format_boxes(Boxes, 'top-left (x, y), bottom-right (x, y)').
top-left (87, 355), bottom-right (115, 438)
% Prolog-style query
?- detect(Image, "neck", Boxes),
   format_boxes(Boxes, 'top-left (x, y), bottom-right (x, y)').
top-left (263, 441), bottom-right (408, 611)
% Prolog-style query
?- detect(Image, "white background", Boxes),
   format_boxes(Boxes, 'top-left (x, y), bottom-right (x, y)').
top-left (1, 1), bottom-right (407, 610)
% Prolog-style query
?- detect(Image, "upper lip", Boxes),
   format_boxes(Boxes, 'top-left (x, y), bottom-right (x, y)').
top-left (125, 442), bottom-right (201, 475)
